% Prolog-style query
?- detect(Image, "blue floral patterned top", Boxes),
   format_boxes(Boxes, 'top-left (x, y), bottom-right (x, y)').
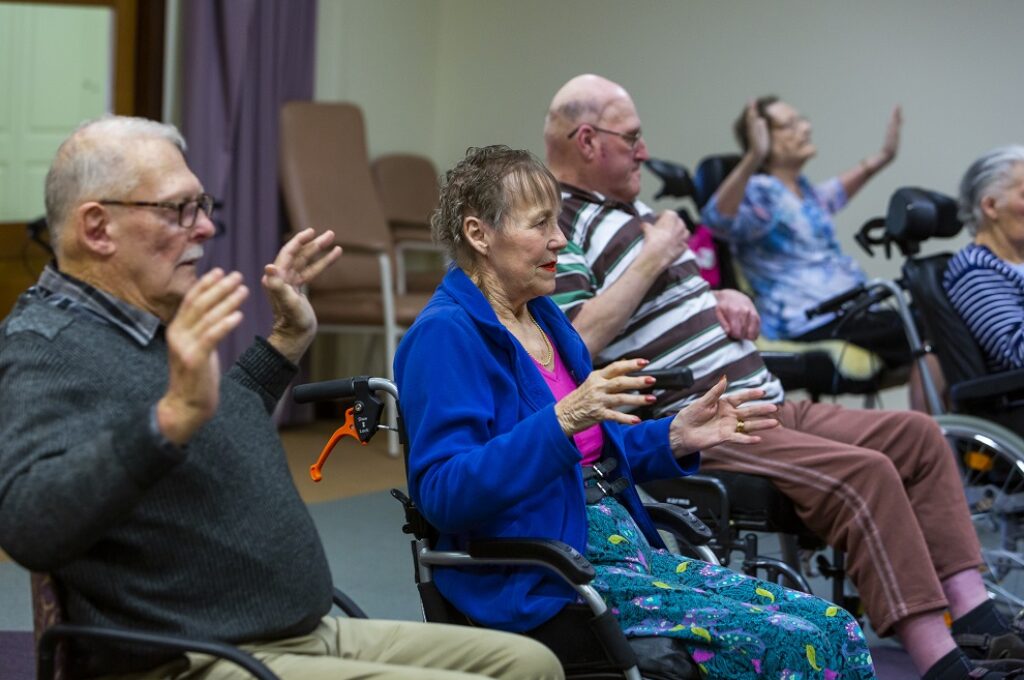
top-left (702, 174), bottom-right (866, 339)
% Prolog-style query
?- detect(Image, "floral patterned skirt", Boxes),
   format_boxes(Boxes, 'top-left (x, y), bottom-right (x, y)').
top-left (584, 498), bottom-right (876, 679)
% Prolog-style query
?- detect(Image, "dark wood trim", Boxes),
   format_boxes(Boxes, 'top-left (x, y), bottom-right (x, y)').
top-left (134, 0), bottom-right (166, 120)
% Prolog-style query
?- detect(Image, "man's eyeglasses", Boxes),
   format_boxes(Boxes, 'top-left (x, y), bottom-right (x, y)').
top-left (98, 193), bottom-right (217, 229)
top-left (567, 124), bottom-right (643, 150)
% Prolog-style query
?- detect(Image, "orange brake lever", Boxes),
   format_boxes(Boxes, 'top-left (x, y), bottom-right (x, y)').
top-left (309, 407), bottom-right (367, 482)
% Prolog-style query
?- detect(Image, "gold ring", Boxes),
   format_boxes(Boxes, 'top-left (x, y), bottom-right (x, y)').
top-left (735, 420), bottom-right (745, 434)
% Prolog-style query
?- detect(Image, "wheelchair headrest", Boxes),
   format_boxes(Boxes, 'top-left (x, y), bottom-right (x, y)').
top-left (885, 187), bottom-right (962, 244)
top-left (693, 154), bottom-right (741, 210)
top-left (857, 187), bottom-right (963, 258)
top-left (644, 158), bottom-right (696, 201)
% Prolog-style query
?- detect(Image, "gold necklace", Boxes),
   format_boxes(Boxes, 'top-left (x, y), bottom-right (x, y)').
top-left (526, 312), bottom-right (554, 366)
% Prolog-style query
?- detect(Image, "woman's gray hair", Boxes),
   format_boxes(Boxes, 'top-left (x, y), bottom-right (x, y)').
top-left (44, 116), bottom-right (187, 246)
top-left (958, 145), bottom-right (1024, 236)
top-left (432, 145), bottom-right (560, 270)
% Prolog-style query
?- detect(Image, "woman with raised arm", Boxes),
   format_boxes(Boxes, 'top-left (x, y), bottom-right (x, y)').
top-left (700, 98), bottom-right (942, 410)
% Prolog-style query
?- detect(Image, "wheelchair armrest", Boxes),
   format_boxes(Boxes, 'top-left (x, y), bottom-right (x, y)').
top-left (760, 351), bottom-right (807, 375)
top-left (643, 502), bottom-right (713, 546)
top-left (950, 369), bottom-right (1024, 407)
top-left (761, 350), bottom-right (844, 377)
top-left (467, 538), bottom-right (595, 584)
top-left (38, 623), bottom-right (278, 680)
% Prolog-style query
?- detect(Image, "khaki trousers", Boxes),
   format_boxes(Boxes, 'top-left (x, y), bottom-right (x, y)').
top-left (703, 401), bottom-right (982, 637)
top-left (101, 617), bottom-right (564, 680)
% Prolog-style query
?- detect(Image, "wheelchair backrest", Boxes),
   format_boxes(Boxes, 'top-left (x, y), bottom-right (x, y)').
top-left (901, 253), bottom-right (989, 385)
top-left (692, 154), bottom-right (740, 210)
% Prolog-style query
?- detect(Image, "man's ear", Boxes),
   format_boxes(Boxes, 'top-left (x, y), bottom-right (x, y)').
top-left (74, 202), bottom-right (117, 256)
top-left (462, 215), bottom-right (489, 257)
top-left (573, 124), bottom-right (599, 162)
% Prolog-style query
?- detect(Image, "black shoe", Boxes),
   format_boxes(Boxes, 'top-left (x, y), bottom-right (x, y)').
top-left (957, 632), bottom-right (1024, 661)
top-left (969, 659), bottom-right (1024, 678)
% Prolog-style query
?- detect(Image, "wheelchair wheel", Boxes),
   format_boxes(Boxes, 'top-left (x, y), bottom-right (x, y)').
top-left (936, 413), bottom-right (1024, 614)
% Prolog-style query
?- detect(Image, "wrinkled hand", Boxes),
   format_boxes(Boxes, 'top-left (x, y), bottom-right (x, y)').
top-left (713, 289), bottom-right (760, 340)
top-left (745, 100), bottom-right (770, 165)
top-left (158, 269), bottom-right (249, 445)
top-left (556, 358), bottom-right (656, 435)
top-left (263, 228), bottom-right (342, 362)
top-left (669, 377), bottom-right (779, 455)
top-left (880, 105), bottom-right (902, 164)
top-left (637, 211), bottom-right (690, 275)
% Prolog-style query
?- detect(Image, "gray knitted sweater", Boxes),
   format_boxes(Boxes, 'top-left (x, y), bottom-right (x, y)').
top-left (0, 286), bottom-right (332, 676)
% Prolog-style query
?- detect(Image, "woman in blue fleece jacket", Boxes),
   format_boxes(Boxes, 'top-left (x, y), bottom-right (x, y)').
top-left (395, 146), bottom-right (875, 679)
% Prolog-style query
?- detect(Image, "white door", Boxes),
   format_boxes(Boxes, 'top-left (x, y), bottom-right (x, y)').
top-left (0, 3), bottom-right (112, 222)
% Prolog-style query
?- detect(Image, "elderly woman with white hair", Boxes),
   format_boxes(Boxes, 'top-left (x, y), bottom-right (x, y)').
top-left (944, 145), bottom-right (1024, 374)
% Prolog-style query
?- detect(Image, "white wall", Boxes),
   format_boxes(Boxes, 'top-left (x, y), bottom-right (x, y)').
top-left (316, 0), bottom-right (441, 159)
top-left (319, 0), bottom-right (1024, 267)
top-left (315, 0), bottom-right (1024, 407)
top-left (428, 0), bottom-right (1024, 276)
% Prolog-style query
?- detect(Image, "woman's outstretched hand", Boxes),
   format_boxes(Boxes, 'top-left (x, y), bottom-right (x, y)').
top-left (744, 100), bottom-right (770, 166)
top-left (668, 376), bottom-right (779, 456)
top-left (556, 358), bottom-right (657, 436)
top-left (879, 105), bottom-right (902, 164)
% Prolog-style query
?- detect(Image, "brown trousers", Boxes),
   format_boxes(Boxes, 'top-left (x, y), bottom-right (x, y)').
top-left (703, 400), bottom-right (981, 637)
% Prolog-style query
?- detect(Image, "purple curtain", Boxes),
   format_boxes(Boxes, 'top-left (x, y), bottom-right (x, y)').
top-left (181, 0), bottom-right (317, 423)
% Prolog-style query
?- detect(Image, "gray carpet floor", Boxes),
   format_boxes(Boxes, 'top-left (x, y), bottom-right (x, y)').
top-left (0, 489), bottom-right (918, 678)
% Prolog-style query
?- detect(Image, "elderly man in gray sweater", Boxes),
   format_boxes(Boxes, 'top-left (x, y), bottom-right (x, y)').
top-left (0, 117), bottom-right (562, 680)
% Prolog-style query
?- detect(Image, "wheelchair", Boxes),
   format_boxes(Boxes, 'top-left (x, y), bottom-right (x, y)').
top-left (808, 185), bottom-right (1024, 612)
top-left (292, 373), bottom-right (725, 680)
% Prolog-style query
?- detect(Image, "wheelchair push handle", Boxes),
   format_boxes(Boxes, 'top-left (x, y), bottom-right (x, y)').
top-left (293, 376), bottom-right (398, 403)
top-left (292, 376), bottom-right (399, 482)
top-left (804, 283), bottom-right (866, 319)
top-left (805, 283), bottom-right (896, 322)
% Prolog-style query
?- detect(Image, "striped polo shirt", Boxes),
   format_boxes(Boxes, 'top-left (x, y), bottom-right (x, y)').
top-left (552, 183), bottom-right (783, 415)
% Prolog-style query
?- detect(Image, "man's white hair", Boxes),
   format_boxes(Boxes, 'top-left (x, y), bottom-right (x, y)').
top-left (958, 145), bottom-right (1024, 235)
top-left (44, 116), bottom-right (187, 247)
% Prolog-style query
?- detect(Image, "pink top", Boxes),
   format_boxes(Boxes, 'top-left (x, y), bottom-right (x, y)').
top-left (532, 335), bottom-right (604, 465)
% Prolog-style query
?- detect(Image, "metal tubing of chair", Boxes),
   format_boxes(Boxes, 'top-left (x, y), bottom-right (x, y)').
top-left (414, 538), bottom-right (434, 584)
top-left (865, 277), bottom-right (944, 414)
top-left (377, 252), bottom-right (400, 457)
top-left (694, 545), bottom-right (719, 564)
top-left (745, 557), bottom-right (813, 594)
top-left (38, 624), bottom-right (279, 680)
top-left (395, 244), bottom-right (408, 295)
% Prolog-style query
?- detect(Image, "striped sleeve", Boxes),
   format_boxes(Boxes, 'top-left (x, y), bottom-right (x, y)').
top-left (553, 240), bottom-right (595, 320)
top-left (944, 246), bottom-right (1024, 371)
